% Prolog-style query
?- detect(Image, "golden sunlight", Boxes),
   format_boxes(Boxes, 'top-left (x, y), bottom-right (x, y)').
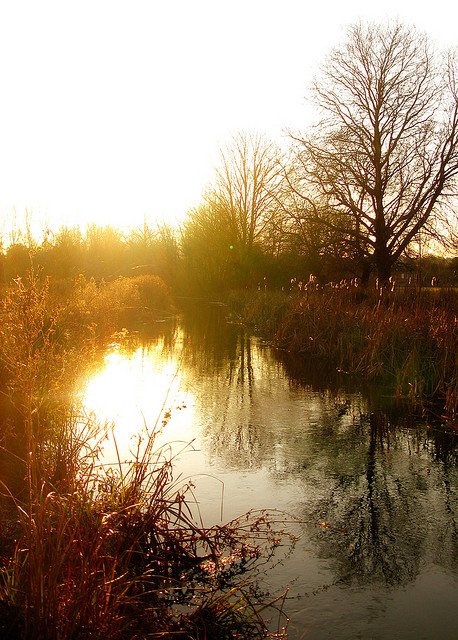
top-left (3, 1), bottom-right (454, 240)
top-left (82, 342), bottom-right (195, 466)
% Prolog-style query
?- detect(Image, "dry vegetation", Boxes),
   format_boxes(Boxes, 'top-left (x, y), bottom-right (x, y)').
top-left (0, 272), bottom-right (293, 639)
top-left (229, 287), bottom-right (458, 425)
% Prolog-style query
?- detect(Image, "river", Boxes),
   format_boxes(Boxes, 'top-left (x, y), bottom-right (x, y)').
top-left (81, 303), bottom-right (458, 640)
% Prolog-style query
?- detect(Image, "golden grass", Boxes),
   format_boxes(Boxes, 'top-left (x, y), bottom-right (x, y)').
top-left (231, 287), bottom-right (457, 425)
top-left (0, 270), bottom-right (293, 639)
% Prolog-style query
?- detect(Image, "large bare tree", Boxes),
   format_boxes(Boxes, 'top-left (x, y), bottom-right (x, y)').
top-left (291, 22), bottom-right (458, 284)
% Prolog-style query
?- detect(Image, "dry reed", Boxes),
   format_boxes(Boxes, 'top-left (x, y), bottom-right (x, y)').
top-left (0, 270), bottom-right (293, 639)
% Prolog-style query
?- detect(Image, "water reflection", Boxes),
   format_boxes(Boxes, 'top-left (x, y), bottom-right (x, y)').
top-left (80, 304), bottom-right (458, 639)
top-left (307, 413), bottom-right (423, 586)
top-left (82, 334), bottom-right (195, 467)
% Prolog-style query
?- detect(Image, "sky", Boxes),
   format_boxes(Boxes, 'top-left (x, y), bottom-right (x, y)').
top-left (0, 0), bottom-right (456, 242)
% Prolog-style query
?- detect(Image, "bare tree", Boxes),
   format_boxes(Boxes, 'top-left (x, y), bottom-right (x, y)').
top-left (278, 165), bottom-right (373, 280)
top-left (207, 132), bottom-right (283, 259)
top-left (291, 22), bottom-right (458, 284)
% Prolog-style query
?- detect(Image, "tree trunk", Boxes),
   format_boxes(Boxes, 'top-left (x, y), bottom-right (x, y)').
top-left (374, 240), bottom-right (392, 287)
top-left (360, 258), bottom-right (372, 288)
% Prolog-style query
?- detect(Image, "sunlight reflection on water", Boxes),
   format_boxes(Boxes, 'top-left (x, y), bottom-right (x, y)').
top-left (77, 313), bottom-right (458, 640)
top-left (82, 341), bottom-right (196, 469)
top-left (80, 336), bottom-right (231, 526)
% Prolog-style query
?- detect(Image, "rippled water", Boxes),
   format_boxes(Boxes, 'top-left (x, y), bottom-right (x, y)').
top-left (82, 304), bottom-right (458, 640)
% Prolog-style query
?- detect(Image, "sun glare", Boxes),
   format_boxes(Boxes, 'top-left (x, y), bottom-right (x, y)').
top-left (2, 1), bottom-right (455, 243)
top-left (82, 343), bottom-right (195, 465)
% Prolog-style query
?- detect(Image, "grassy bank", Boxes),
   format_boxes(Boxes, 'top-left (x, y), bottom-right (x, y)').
top-left (0, 272), bottom-right (292, 639)
top-left (227, 287), bottom-right (458, 425)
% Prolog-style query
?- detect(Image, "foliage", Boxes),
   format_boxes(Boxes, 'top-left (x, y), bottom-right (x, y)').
top-left (0, 271), bottom-right (105, 489)
top-left (1, 223), bottom-right (180, 290)
top-left (228, 289), bottom-right (291, 336)
top-left (130, 273), bottom-right (172, 311)
top-left (179, 133), bottom-right (286, 294)
top-left (127, 222), bottom-right (180, 286)
top-left (180, 204), bottom-right (237, 294)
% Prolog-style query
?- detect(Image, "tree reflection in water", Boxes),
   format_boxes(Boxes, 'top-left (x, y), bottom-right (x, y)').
top-left (310, 412), bottom-right (425, 586)
top-left (73, 302), bottom-right (457, 638)
top-left (175, 303), bottom-right (457, 591)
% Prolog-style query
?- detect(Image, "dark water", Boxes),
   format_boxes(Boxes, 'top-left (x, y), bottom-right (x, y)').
top-left (83, 303), bottom-right (458, 640)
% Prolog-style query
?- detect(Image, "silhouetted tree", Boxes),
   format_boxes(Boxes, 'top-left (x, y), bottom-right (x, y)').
top-left (4, 243), bottom-right (32, 281)
top-left (180, 204), bottom-right (236, 294)
top-left (291, 22), bottom-right (458, 284)
top-left (39, 227), bottom-right (85, 280)
top-left (84, 224), bottom-right (126, 280)
top-left (127, 221), bottom-right (179, 286)
top-left (278, 180), bottom-right (369, 281)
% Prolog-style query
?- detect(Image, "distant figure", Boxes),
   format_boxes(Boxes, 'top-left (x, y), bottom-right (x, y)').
top-left (431, 276), bottom-right (437, 287)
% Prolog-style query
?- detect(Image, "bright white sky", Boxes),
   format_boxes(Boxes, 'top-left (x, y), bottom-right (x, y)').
top-left (0, 0), bottom-right (456, 241)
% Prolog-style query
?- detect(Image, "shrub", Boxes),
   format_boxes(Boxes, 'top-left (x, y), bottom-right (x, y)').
top-left (129, 273), bottom-right (172, 311)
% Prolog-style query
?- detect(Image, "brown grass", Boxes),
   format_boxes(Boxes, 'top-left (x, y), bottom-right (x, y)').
top-left (0, 270), bottom-right (293, 639)
top-left (232, 287), bottom-right (458, 425)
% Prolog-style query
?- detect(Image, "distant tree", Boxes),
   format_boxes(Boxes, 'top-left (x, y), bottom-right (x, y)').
top-left (207, 132), bottom-right (283, 269)
top-left (180, 133), bottom-right (285, 293)
top-left (180, 204), bottom-right (236, 294)
top-left (126, 221), bottom-right (179, 286)
top-left (291, 22), bottom-right (458, 284)
top-left (4, 243), bottom-right (32, 281)
top-left (153, 223), bottom-right (180, 286)
top-left (84, 224), bottom-right (126, 280)
top-left (39, 226), bottom-right (85, 280)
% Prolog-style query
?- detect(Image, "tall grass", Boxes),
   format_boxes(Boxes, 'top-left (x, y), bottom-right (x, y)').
top-left (2, 435), bottom-right (291, 639)
top-left (0, 271), bottom-right (293, 639)
top-left (231, 287), bottom-right (457, 424)
top-left (56, 273), bottom-right (173, 336)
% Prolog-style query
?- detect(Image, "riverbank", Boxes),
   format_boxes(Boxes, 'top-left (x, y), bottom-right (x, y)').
top-left (0, 273), bottom-right (292, 640)
top-left (226, 287), bottom-right (458, 426)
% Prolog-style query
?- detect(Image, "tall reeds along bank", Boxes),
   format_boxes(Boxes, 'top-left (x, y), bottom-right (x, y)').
top-left (229, 288), bottom-right (457, 425)
top-left (0, 272), bottom-right (293, 639)
top-left (53, 272), bottom-right (174, 334)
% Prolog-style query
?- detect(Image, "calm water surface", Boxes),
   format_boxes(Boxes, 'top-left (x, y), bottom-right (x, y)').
top-left (82, 304), bottom-right (458, 640)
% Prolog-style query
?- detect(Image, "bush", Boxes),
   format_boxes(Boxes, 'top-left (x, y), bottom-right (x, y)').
top-left (129, 273), bottom-right (172, 311)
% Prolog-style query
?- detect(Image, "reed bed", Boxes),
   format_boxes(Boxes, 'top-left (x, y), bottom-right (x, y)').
top-left (0, 272), bottom-right (293, 639)
top-left (231, 287), bottom-right (457, 424)
top-left (1, 436), bottom-right (292, 639)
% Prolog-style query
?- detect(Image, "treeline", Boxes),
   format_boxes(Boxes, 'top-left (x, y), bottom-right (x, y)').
top-left (181, 22), bottom-right (458, 294)
top-left (2, 22), bottom-right (458, 297)
top-left (1, 220), bottom-right (456, 297)
top-left (0, 223), bottom-right (179, 289)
